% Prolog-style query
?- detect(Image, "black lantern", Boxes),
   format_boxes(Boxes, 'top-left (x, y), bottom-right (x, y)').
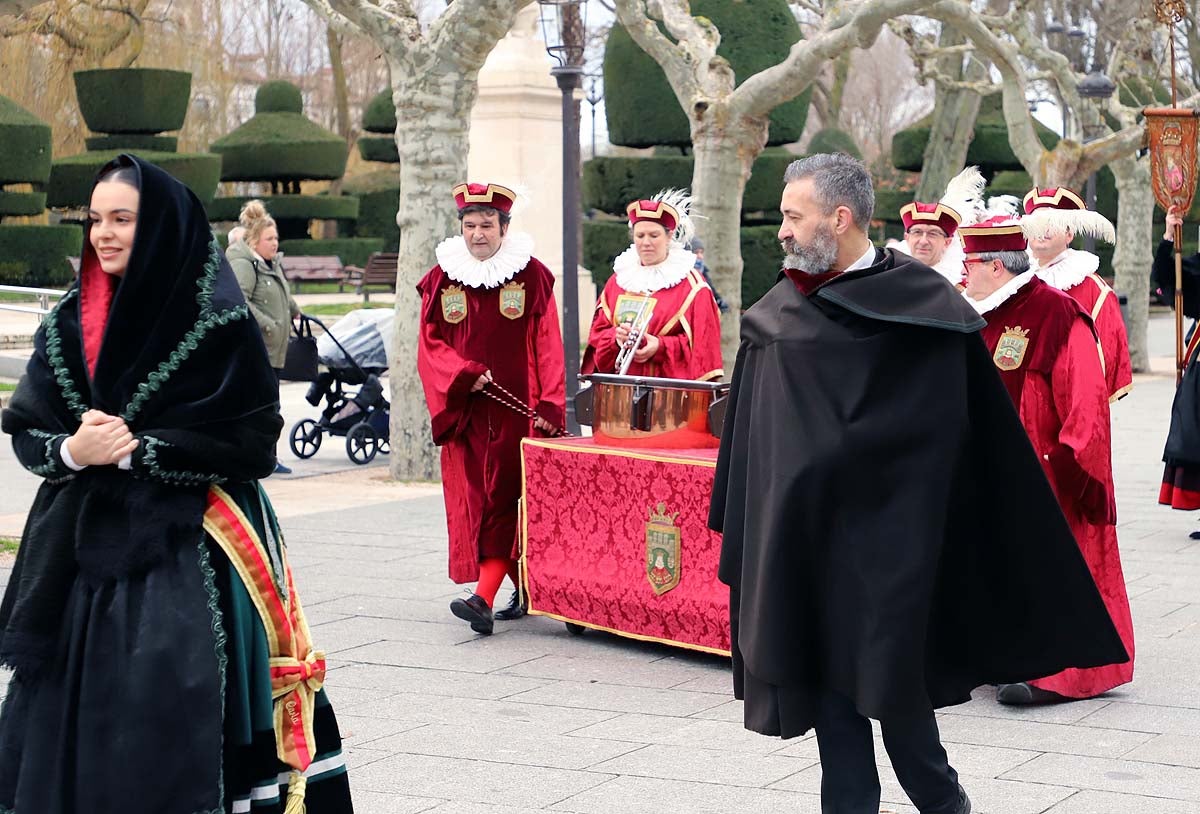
top-left (537, 0), bottom-right (588, 435)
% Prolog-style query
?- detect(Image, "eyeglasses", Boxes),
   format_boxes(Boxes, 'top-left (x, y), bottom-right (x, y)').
top-left (905, 228), bottom-right (947, 240)
top-left (962, 258), bottom-right (994, 273)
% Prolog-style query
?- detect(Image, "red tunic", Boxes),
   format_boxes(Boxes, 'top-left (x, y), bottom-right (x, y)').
top-left (980, 277), bottom-right (1134, 697)
top-left (416, 257), bottom-right (566, 583)
top-left (1061, 274), bottom-right (1133, 402)
top-left (581, 270), bottom-right (724, 381)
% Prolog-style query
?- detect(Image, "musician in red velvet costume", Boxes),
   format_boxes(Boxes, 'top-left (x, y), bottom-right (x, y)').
top-left (1023, 186), bottom-right (1132, 402)
top-left (417, 182), bottom-right (566, 635)
top-left (582, 190), bottom-right (723, 382)
top-left (961, 216), bottom-right (1135, 704)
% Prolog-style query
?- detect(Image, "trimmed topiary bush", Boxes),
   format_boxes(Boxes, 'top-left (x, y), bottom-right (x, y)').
top-left (342, 169), bottom-right (401, 251)
top-left (872, 187), bottom-right (911, 224)
top-left (0, 95), bottom-right (52, 186)
top-left (604, 0), bottom-right (812, 148)
top-left (806, 128), bottom-right (862, 160)
top-left (0, 224), bottom-right (82, 286)
top-left (73, 68), bottom-right (191, 134)
top-left (85, 135), bottom-right (178, 152)
top-left (280, 237), bottom-right (385, 268)
top-left (892, 94), bottom-right (1059, 173)
top-left (362, 90), bottom-right (397, 134)
top-left (357, 136), bottom-right (399, 164)
top-left (582, 220), bottom-right (630, 287)
top-left (211, 81), bottom-right (348, 182)
top-left (742, 150), bottom-right (799, 214)
top-left (48, 150), bottom-right (222, 207)
top-left (206, 195), bottom-right (359, 223)
top-left (0, 190), bottom-right (47, 216)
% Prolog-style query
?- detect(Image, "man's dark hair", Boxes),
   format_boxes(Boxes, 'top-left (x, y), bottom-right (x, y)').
top-left (783, 153), bottom-right (875, 230)
top-left (978, 250), bottom-right (1030, 275)
top-left (458, 204), bottom-right (511, 228)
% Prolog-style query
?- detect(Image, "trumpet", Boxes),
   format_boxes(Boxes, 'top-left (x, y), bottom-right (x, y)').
top-left (615, 296), bottom-right (655, 376)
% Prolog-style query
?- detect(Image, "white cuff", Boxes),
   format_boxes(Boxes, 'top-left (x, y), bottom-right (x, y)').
top-left (59, 438), bottom-right (86, 471)
top-left (118, 454), bottom-right (132, 471)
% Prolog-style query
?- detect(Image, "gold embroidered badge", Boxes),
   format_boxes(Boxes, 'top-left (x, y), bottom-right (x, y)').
top-left (646, 502), bottom-right (682, 596)
top-left (441, 285), bottom-right (467, 324)
top-left (993, 325), bottom-right (1030, 371)
top-left (499, 281), bottom-right (526, 320)
top-left (614, 293), bottom-right (656, 326)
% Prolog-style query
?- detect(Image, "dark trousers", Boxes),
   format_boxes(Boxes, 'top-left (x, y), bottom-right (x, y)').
top-left (814, 689), bottom-right (959, 814)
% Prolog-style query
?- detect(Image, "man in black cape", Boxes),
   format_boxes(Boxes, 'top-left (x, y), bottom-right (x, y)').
top-left (709, 153), bottom-right (1128, 814)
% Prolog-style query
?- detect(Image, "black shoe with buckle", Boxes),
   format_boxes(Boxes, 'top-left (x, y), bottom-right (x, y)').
top-left (450, 593), bottom-right (494, 635)
top-left (493, 589), bottom-right (527, 621)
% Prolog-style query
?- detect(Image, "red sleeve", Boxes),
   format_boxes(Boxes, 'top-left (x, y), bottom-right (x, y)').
top-left (1093, 286), bottom-right (1133, 401)
top-left (1047, 318), bottom-right (1115, 524)
top-left (530, 286), bottom-right (566, 431)
top-left (685, 285), bottom-right (725, 382)
top-left (582, 280), bottom-right (618, 375)
top-left (416, 272), bottom-right (487, 445)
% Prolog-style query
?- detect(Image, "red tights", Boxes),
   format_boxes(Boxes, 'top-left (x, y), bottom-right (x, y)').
top-left (475, 557), bottom-right (519, 607)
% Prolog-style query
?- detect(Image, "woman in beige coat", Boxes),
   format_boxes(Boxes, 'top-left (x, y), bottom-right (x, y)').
top-left (227, 200), bottom-right (300, 473)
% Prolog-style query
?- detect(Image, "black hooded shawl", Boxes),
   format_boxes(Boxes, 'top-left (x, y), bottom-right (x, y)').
top-left (0, 154), bottom-right (282, 673)
top-left (710, 250), bottom-right (1128, 737)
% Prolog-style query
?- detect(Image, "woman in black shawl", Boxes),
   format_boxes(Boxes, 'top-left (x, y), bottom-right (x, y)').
top-left (0, 155), bottom-right (353, 813)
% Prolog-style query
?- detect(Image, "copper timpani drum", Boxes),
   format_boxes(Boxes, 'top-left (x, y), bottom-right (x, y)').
top-left (575, 373), bottom-right (730, 449)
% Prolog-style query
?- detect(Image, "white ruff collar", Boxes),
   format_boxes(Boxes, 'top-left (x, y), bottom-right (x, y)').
top-left (435, 231), bottom-right (535, 289)
top-left (967, 270), bottom-right (1037, 315)
top-left (613, 244), bottom-right (696, 294)
top-left (895, 239), bottom-right (964, 286)
top-left (1031, 249), bottom-right (1098, 291)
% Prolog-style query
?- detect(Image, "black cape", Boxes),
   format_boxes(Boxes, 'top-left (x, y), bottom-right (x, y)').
top-left (709, 250), bottom-right (1128, 738)
top-left (0, 155), bottom-right (282, 812)
top-left (1152, 238), bottom-right (1200, 317)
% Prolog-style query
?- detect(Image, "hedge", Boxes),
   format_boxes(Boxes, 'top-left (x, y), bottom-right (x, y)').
top-left (872, 187), bottom-right (911, 224)
top-left (85, 135), bottom-right (178, 153)
top-left (211, 112), bottom-right (348, 181)
top-left (0, 95), bottom-right (52, 185)
top-left (604, 0), bottom-right (810, 148)
top-left (583, 151), bottom-right (798, 218)
top-left (206, 194), bottom-right (360, 223)
top-left (0, 190), bottom-right (47, 217)
top-left (256, 81), bottom-right (304, 114)
top-left (280, 237), bottom-right (385, 268)
top-left (362, 90), bottom-right (396, 134)
top-left (0, 224), bottom-right (82, 286)
top-left (48, 150), bottom-right (221, 207)
top-left (73, 68), bottom-right (191, 134)
top-left (357, 136), bottom-right (399, 164)
top-left (583, 220), bottom-right (784, 309)
top-left (892, 94), bottom-right (1059, 173)
top-left (806, 128), bottom-right (862, 160)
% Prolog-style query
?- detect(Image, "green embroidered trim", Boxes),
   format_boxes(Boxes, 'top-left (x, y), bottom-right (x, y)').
top-left (122, 239), bottom-right (249, 424)
top-left (140, 436), bottom-right (225, 485)
top-left (25, 430), bottom-right (67, 477)
top-left (195, 531), bottom-right (228, 814)
top-left (43, 288), bottom-right (87, 420)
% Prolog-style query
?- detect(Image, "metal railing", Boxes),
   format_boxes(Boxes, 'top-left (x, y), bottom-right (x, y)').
top-left (0, 285), bottom-right (66, 320)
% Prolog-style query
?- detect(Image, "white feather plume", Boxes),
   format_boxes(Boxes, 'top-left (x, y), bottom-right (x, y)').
top-left (986, 195), bottom-right (1021, 217)
top-left (1020, 208), bottom-right (1116, 244)
top-left (651, 188), bottom-right (696, 248)
top-left (940, 166), bottom-right (986, 222)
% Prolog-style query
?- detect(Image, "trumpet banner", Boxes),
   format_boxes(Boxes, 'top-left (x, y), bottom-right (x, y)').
top-left (1145, 107), bottom-right (1200, 214)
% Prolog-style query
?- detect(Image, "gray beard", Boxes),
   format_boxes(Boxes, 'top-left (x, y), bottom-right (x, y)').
top-left (781, 228), bottom-right (839, 275)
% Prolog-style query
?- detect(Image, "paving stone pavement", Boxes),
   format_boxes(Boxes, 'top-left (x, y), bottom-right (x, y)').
top-left (0, 310), bottom-right (1197, 813)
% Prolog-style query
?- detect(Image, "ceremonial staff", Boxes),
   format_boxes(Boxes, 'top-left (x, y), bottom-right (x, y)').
top-left (1146, 0), bottom-right (1200, 384)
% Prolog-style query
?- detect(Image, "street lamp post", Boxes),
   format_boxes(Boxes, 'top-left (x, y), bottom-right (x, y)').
top-left (1077, 70), bottom-right (1118, 254)
top-left (537, 0), bottom-right (587, 435)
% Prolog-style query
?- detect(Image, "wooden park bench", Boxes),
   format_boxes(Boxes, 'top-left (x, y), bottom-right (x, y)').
top-left (280, 255), bottom-right (345, 292)
top-left (343, 252), bottom-right (398, 302)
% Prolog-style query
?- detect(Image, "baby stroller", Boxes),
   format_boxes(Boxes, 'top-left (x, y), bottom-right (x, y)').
top-left (288, 311), bottom-right (392, 465)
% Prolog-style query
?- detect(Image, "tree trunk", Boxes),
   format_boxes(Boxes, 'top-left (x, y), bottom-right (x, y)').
top-left (386, 58), bottom-right (482, 481)
top-left (689, 104), bottom-right (768, 371)
top-left (1110, 153), bottom-right (1152, 373)
top-left (915, 27), bottom-right (983, 199)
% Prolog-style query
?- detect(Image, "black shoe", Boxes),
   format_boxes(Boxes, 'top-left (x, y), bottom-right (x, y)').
top-left (954, 784), bottom-right (971, 814)
top-left (493, 589), bottom-right (527, 621)
top-left (450, 593), bottom-right (494, 635)
top-left (996, 682), bottom-right (1063, 705)
top-left (273, 461), bottom-right (293, 475)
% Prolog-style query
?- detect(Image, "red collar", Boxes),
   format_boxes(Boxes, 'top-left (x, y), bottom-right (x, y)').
top-left (784, 268), bottom-right (843, 296)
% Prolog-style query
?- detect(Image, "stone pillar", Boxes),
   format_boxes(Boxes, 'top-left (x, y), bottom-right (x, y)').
top-left (468, 6), bottom-right (595, 341)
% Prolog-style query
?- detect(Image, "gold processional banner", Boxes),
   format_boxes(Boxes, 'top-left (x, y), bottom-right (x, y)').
top-left (1145, 107), bottom-right (1200, 215)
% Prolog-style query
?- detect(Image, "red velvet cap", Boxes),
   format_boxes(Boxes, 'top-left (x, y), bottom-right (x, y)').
top-left (1023, 186), bottom-right (1086, 214)
top-left (958, 215), bottom-right (1028, 254)
top-left (453, 182), bottom-right (516, 214)
top-left (899, 202), bottom-right (962, 236)
top-left (626, 199), bottom-right (680, 233)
